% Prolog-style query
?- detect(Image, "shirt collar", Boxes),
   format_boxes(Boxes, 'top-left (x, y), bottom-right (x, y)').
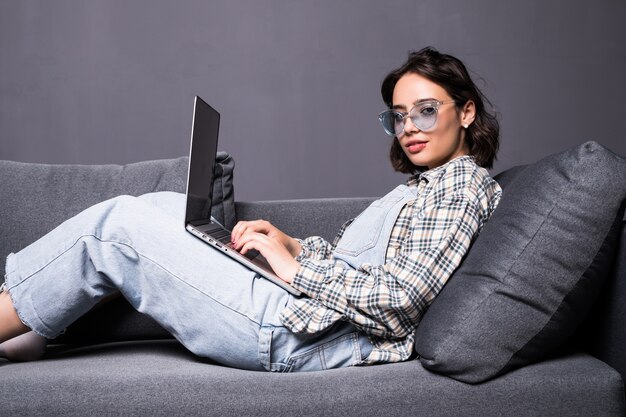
top-left (407, 155), bottom-right (476, 186)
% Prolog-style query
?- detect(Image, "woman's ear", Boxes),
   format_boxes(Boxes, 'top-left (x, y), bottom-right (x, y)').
top-left (460, 100), bottom-right (476, 128)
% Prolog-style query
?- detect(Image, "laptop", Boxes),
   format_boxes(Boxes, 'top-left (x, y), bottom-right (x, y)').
top-left (184, 95), bottom-right (302, 296)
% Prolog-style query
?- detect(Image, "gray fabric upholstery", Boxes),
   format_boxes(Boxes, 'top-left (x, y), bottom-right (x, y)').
top-left (235, 197), bottom-right (375, 242)
top-left (585, 221), bottom-right (626, 382)
top-left (209, 152), bottom-right (236, 230)
top-left (1, 342), bottom-right (623, 417)
top-left (415, 142), bottom-right (626, 383)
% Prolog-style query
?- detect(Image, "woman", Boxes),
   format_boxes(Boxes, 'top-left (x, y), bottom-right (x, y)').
top-left (0, 47), bottom-right (502, 371)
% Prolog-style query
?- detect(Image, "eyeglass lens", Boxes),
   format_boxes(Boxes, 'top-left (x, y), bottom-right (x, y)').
top-left (380, 102), bottom-right (439, 136)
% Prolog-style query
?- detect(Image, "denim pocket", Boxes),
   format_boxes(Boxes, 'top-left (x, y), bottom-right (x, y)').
top-left (284, 331), bottom-right (363, 372)
top-left (262, 324), bottom-right (372, 373)
top-left (334, 198), bottom-right (408, 267)
top-left (333, 207), bottom-right (387, 257)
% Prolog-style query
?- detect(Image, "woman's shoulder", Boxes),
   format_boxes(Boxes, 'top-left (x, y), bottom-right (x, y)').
top-left (430, 156), bottom-right (502, 203)
top-left (425, 155), bottom-right (491, 186)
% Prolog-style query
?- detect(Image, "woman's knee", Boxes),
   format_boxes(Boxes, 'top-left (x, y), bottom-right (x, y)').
top-left (104, 193), bottom-right (184, 220)
top-left (137, 192), bottom-right (186, 220)
top-left (96, 195), bottom-right (148, 227)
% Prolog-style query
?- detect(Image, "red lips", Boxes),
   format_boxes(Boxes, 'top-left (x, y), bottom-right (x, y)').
top-left (404, 140), bottom-right (428, 153)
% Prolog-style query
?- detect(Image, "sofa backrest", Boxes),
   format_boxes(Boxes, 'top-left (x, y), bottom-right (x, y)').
top-left (235, 197), bottom-right (374, 243)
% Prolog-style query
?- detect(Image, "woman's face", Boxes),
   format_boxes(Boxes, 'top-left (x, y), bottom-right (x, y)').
top-left (392, 73), bottom-right (474, 170)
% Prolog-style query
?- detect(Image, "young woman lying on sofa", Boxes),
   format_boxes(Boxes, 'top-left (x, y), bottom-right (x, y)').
top-left (0, 47), bottom-right (501, 371)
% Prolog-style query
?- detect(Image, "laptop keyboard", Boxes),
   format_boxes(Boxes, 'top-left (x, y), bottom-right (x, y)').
top-left (211, 228), bottom-right (232, 244)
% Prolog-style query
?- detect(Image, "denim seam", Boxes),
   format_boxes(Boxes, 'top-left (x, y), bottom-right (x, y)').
top-left (258, 325), bottom-right (274, 371)
top-left (351, 333), bottom-right (362, 365)
top-left (6, 234), bottom-right (112, 292)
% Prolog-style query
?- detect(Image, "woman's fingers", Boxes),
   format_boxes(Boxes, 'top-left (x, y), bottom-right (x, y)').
top-left (231, 220), bottom-right (272, 243)
top-left (231, 220), bottom-right (251, 243)
top-left (233, 229), bottom-right (265, 252)
top-left (236, 232), bottom-right (299, 284)
top-left (231, 220), bottom-right (301, 258)
top-left (235, 233), bottom-right (270, 252)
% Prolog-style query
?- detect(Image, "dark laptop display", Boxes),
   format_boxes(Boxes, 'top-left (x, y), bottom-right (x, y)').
top-left (185, 96), bottom-right (220, 227)
top-left (184, 96), bottom-right (302, 296)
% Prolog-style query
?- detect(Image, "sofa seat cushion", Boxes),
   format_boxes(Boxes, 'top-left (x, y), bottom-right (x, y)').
top-left (415, 141), bottom-right (626, 383)
top-left (1, 342), bottom-right (623, 417)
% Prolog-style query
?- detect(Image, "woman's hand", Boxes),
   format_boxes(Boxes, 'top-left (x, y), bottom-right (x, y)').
top-left (230, 220), bottom-right (302, 284)
top-left (231, 220), bottom-right (302, 258)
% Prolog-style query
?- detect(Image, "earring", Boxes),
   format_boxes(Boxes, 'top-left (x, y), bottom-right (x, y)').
top-left (463, 124), bottom-right (469, 129)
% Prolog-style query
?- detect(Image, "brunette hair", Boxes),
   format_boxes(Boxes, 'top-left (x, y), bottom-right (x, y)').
top-left (381, 47), bottom-right (499, 173)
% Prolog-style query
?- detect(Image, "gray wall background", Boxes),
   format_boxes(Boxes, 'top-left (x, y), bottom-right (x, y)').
top-left (1, 0), bottom-right (624, 201)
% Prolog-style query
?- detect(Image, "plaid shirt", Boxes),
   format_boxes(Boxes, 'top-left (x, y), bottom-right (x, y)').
top-left (280, 156), bottom-right (502, 365)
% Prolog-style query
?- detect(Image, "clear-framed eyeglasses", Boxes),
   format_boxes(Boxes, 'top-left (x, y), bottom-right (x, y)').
top-left (378, 100), bottom-right (458, 137)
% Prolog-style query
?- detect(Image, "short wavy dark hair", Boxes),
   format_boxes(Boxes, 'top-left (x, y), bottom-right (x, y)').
top-left (381, 47), bottom-right (499, 173)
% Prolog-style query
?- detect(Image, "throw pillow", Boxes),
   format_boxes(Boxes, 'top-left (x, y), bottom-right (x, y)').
top-left (414, 141), bottom-right (626, 383)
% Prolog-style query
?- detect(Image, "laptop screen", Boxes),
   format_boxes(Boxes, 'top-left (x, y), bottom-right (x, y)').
top-left (185, 96), bottom-right (221, 226)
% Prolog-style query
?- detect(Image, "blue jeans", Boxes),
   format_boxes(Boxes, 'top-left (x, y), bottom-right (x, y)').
top-left (4, 192), bottom-right (371, 371)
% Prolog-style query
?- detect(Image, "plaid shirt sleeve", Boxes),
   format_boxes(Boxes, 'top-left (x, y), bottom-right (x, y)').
top-left (282, 159), bottom-right (501, 345)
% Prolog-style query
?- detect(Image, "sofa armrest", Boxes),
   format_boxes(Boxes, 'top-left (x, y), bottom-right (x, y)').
top-left (234, 198), bottom-right (374, 242)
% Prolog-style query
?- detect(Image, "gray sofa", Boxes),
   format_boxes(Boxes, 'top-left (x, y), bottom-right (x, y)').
top-left (1, 142), bottom-right (625, 416)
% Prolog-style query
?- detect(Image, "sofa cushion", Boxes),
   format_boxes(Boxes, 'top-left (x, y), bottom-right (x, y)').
top-left (414, 141), bottom-right (626, 383)
top-left (0, 153), bottom-right (235, 279)
top-left (1, 342), bottom-right (623, 417)
top-left (582, 221), bottom-right (626, 384)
